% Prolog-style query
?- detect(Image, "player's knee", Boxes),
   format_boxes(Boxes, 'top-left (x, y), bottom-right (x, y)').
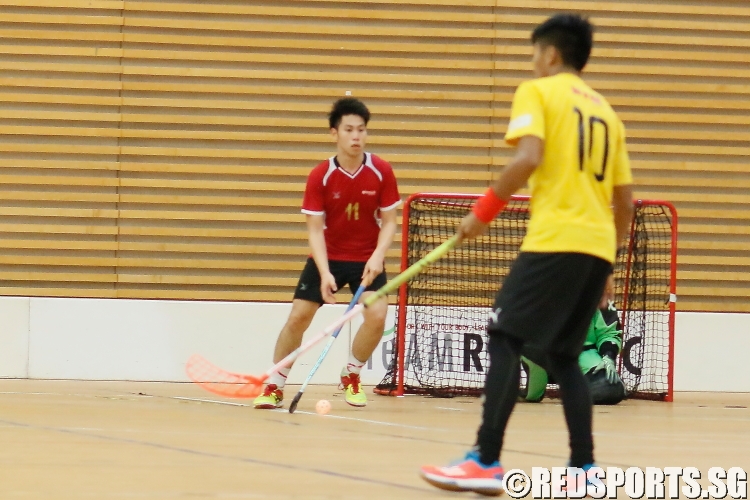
top-left (363, 300), bottom-right (387, 325)
top-left (286, 306), bottom-right (317, 331)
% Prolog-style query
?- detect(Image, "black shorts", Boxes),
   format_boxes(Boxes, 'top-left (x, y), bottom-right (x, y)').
top-left (293, 258), bottom-right (387, 305)
top-left (489, 252), bottom-right (612, 359)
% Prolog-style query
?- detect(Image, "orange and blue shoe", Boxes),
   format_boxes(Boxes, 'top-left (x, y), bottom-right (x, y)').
top-left (253, 384), bottom-right (283, 409)
top-left (420, 449), bottom-right (504, 496)
top-left (340, 372), bottom-right (367, 407)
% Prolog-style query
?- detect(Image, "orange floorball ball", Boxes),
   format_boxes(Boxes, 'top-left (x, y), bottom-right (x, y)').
top-left (316, 399), bottom-right (331, 415)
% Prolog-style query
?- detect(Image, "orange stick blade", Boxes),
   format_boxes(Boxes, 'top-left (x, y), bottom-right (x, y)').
top-left (185, 354), bottom-right (264, 399)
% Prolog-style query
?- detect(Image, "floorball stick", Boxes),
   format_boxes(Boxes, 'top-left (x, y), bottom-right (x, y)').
top-left (186, 234), bottom-right (459, 398)
top-left (288, 283), bottom-right (366, 413)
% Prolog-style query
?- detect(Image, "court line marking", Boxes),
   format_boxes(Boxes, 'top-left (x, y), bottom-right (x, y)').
top-left (436, 406), bottom-right (463, 411)
top-left (5, 389), bottom-right (750, 428)
top-left (274, 408), bottom-right (439, 431)
top-left (172, 396), bottom-right (249, 407)
top-left (5, 388), bottom-right (746, 472)
top-left (152, 393), bottom-right (443, 432)
top-left (0, 391), bottom-right (64, 395)
top-left (139, 395), bottom-right (750, 425)
top-left (164, 395), bottom-right (440, 431)
top-left (0, 417), bottom-right (449, 496)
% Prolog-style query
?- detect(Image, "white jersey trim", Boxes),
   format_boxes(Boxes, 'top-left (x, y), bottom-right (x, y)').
top-left (323, 152), bottom-right (386, 185)
top-left (322, 158), bottom-right (339, 186)
top-left (380, 199), bottom-right (402, 212)
top-left (328, 155), bottom-right (369, 180)
top-left (301, 209), bottom-right (325, 216)
top-left (363, 152), bottom-right (383, 181)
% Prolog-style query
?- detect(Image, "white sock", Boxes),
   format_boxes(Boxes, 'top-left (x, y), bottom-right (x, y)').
top-left (343, 353), bottom-right (366, 376)
top-left (267, 367), bottom-right (290, 389)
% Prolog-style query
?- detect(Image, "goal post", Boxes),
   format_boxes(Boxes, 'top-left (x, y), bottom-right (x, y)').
top-left (375, 193), bottom-right (678, 402)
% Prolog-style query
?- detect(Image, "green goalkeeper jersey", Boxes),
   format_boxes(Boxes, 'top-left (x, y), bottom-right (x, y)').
top-left (577, 306), bottom-right (622, 373)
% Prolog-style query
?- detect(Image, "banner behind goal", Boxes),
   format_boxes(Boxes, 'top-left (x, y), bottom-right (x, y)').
top-left (375, 193), bottom-right (678, 401)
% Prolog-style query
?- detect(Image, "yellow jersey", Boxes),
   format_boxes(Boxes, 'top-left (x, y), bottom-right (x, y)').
top-left (505, 72), bottom-right (632, 263)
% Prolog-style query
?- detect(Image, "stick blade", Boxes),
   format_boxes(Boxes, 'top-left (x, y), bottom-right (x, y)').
top-left (185, 354), bottom-right (263, 399)
top-left (288, 391), bottom-right (303, 413)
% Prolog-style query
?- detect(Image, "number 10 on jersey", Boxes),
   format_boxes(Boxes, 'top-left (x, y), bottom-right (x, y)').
top-left (574, 107), bottom-right (609, 182)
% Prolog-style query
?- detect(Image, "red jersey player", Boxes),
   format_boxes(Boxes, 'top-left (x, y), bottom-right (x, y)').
top-left (253, 98), bottom-right (401, 409)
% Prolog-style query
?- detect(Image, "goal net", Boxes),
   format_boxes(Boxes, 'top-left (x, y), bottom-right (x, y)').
top-left (375, 193), bottom-right (677, 401)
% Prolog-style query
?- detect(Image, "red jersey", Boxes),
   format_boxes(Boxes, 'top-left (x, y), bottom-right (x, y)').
top-left (301, 153), bottom-right (401, 262)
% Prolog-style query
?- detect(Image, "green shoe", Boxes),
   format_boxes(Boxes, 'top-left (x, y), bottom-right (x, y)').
top-left (253, 384), bottom-right (283, 409)
top-left (341, 372), bottom-right (367, 407)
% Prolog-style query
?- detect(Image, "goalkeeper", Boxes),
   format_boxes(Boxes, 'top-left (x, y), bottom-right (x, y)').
top-left (521, 296), bottom-right (627, 405)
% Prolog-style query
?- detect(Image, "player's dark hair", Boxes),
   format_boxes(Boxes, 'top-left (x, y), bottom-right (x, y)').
top-left (531, 14), bottom-right (593, 71)
top-left (328, 97), bottom-right (370, 130)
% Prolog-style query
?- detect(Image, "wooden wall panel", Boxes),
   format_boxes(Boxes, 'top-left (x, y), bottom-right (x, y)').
top-left (488, 0), bottom-right (750, 312)
top-left (0, 1), bottom-right (123, 298)
top-left (0, 0), bottom-right (747, 311)
top-left (115, 0), bottom-right (496, 301)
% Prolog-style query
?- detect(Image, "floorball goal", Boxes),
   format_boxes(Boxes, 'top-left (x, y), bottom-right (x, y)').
top-left (375, 193), bottom-right (678, 401)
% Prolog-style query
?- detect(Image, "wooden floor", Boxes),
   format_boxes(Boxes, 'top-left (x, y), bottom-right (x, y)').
top-left (0, 380), bottom-right (747, 499)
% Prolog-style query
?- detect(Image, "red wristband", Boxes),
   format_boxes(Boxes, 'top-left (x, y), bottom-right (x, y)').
top-left (471, 188), bottom-right (508, 223)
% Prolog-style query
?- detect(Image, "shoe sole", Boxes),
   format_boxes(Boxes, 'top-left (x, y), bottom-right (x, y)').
top-left (341, 382), bottom-right (366, 407)
top-left (421, 471), bottom-right (503, 497)
top-left (420, 473), bottom-right (464, 492)
top-left (253, 403), bottom-right (283, 409)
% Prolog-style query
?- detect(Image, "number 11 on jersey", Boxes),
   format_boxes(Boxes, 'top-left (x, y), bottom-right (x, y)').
top-left (574, 107), bottom-right (609, 182)
top-left (346, 202), bottom-right (359, 220)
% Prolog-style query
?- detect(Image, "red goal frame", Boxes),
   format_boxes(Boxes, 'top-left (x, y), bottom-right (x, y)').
top-left (389, 193), bottom-right (678, 401)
